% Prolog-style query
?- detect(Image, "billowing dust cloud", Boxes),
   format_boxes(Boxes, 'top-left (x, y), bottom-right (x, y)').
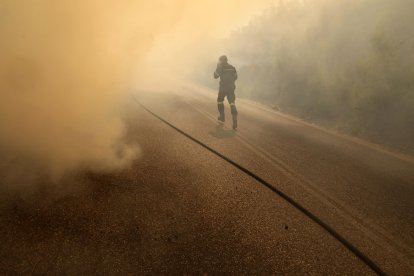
top-left (0, 1), bottom-right (274, 188)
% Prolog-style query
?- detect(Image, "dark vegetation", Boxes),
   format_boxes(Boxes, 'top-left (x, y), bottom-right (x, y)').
top-left (194, 0), bottom-right (414, 154)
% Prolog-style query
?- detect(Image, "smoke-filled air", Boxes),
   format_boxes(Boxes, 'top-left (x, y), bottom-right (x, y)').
top-left (186, 0), bottom-right (414, 153)
top-left (0, 1), bottom-right (273, 189)
top-left (2, 1), bottom-right (414, 274)
top-left (1, 0), bottom-right (413, 189)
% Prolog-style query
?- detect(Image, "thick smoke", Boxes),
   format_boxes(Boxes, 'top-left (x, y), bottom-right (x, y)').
top-left (0, 1), bottom-right (275, 189)
top-left (0, 1), bottom-right (186, 187)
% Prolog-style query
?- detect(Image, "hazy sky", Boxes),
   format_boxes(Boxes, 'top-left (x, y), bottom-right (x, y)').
top-left (0, 1), bottom-right (278, 187)
top-left (143, 1), bottom-right (278, 80)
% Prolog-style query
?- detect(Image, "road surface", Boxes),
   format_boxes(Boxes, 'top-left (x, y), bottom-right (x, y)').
top-left (1, 83), bottom-right (413, 274)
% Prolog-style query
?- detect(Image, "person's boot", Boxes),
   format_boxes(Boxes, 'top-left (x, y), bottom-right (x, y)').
top-left (230, 103), bottom-right (238, 129)
top-left (232, 115), bottom-right (238, 130)
top-left (218, 114), bottom-right (225, 123)
top-left (217, 102), bottom-right (225, 123)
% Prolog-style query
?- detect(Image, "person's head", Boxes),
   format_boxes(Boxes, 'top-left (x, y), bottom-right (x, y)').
top-left (218, 55), bottom-right (228, 65)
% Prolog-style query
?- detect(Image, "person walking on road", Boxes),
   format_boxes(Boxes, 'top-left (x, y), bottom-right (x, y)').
top-left (214, 55), bottom-right (238, 130)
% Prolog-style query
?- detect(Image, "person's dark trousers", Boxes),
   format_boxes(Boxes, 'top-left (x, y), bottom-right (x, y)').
top-left (217, 87), bottom-right (238, 128)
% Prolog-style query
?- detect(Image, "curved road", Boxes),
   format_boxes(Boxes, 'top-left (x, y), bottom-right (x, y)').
top-left (0, 83), bottom-right (413, 274)
top-left (136, 83), bottom-right (414, 275)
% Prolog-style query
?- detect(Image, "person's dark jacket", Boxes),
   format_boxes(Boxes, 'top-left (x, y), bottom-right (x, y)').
top-left (214, 62), bottom-right (238, 90)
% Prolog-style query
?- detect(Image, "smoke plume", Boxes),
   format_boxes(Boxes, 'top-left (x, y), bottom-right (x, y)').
top-left (0, 1), bottom-right (178, 187)
top-left (0, 1), bottom-right (274, 188)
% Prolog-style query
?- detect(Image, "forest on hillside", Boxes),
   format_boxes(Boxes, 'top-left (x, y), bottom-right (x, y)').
top-left (191, 0), bottom-right (414, 154)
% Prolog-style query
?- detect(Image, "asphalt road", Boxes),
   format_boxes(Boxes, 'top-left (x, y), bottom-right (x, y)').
top-left (0, 83), bottom-right (413, 274)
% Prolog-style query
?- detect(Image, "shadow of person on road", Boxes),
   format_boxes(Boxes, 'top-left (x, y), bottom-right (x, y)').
top-left (209, 124), bottom-right (236, 139)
